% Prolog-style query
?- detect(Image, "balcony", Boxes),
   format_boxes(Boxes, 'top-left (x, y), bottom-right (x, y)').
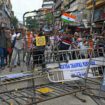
top-left (96, 0), bottom-right (105, 7)
top-left (86, 0), bottom-right (92, 5)
top-left (87, 0), bottom-right (105, 9)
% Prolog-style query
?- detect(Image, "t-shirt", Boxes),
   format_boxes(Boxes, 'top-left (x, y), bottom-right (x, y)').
top-left (50, 36), bottom-right (54, 45)
top-left (26, 34), bottom-right (33, 49)
top-left (12, 33), bottom-right (23, 50)
top-left (78, 42), bottom-right (87, 55)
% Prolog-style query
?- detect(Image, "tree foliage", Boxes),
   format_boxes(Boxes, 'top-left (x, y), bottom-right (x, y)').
top-left (25, 16), bottom-right (39, 30)
top-left (10, 16), bottom-right (18, 29)
top-left (45, 13), bottom-right (53, 24)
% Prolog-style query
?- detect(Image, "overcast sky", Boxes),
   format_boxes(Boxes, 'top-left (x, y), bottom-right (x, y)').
top-left (11, 0), bottom-right (43, 22)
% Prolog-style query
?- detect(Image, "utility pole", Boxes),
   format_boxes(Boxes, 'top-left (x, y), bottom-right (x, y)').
top-left (90, 0), bottom-right (96, 35)
top-left (23, 10), bottom-right (38, 105)
top-left (52, 1), bottom-right (55, 32)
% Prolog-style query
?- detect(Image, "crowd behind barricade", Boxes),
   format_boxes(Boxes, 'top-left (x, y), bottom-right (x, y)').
top-left (0, 26), bottom-right (105, 72)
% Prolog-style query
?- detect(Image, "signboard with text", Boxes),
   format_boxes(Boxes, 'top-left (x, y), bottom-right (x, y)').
top-left (47, 57), bottom-right (105, 81)
top-left (60, 57), bottom-right (105, 80)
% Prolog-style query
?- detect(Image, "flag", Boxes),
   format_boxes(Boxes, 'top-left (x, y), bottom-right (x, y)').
top-left (61, 13), bottom-right (76, 23)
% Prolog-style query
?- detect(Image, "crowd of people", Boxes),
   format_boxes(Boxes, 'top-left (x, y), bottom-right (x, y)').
top-left (0, 26), bottom-right (105, 72)
top-left (0, 27), bottom-right (48, 71)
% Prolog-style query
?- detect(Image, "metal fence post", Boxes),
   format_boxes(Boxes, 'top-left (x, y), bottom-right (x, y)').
top-left (90, 0), bottom-right (96, 35)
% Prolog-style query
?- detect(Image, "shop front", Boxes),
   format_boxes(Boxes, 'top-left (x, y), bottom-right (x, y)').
top-left (94, 6), bottom-right (105, 22)
top-left (93, 6), bottom-right (105, 33)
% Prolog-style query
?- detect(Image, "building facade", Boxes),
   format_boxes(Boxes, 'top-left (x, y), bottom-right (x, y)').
top-left (87, 0), bottom-right (105, 10)
top-left (86, 0), bottom-right (105, 33)
top-left (87, 0), bottom-right (105, 22)
top-left (41, 0), bottom-right (91, 30)
top-left (58, 0), bottom-right (90, 28)
top-left (0, 0), bottom-right (13, 28)
top-left (40, 0), bottom-right (55, 28)
top-left (53, 0), bottom-right (62, 10)
top-left (42, 0), bottom-right (54, 9)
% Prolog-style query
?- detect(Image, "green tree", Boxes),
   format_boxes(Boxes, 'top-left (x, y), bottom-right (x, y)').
top-left (26, 16), bottom-right (39, 30)
top-left (45, 13), bottom-right (53, 24)
top-left (10, 16), bottom-right (18, 29)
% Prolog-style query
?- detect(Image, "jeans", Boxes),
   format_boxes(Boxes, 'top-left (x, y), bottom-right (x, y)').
top-left (0, 48), bottom-right (7, 67)
top-left (10, 47), bottom-right (22, 66)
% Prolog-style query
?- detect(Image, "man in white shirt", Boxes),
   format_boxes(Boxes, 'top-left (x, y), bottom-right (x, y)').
top-left (10, 31), bottom-right (23, 71)
top-left (77, 38), bottom-right (88, 58)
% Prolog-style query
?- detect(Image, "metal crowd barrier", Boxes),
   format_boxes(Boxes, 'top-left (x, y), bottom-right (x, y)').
top-left (26, 47), bottom-right (105, 83)
top-left (1, 40), bottom-right (105, 104)
top-left (45, 48), bottom-right (105, 83)
top-left (84, 48), bottom-right (105, 100)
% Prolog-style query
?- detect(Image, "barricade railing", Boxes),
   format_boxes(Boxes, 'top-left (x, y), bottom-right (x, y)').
top-left (23, 40), bottom-right (105, 83)
top-left (44, 48), bottom-right (104, 83)
top-left (22, 45), bottom-right (104, 82)
top-left (84, 48), bottom-right (105, 99)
